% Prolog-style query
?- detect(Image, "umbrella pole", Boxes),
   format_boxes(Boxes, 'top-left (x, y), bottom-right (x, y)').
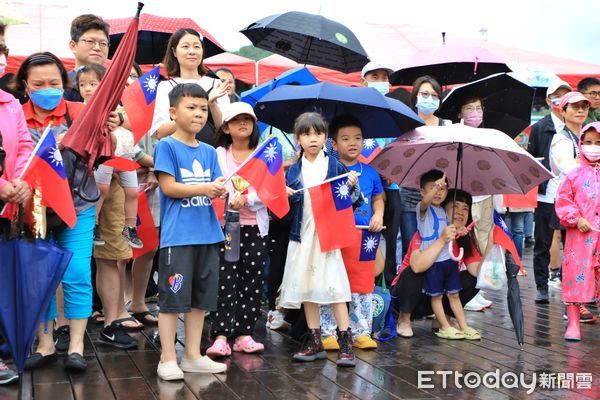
top-left (451, 143), bottom-right (463, 224)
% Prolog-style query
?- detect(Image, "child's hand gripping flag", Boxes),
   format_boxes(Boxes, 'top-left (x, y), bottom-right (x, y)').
top-left (493, 210), bottom-right (523, 270)
top-left (357, 139), bottom-right (382, 164)
top-left (234, 136), bottom-right (290, 218)
top-left (308, 174), bottom-right (357, 251)
top-left (21, 126), bottom-right (76, 228)
top-left (341, 228), bottom-right (381, 293)
top-left (122, 66), bottom-right (160, 144)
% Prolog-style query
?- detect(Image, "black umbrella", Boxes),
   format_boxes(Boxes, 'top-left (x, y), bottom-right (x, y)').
top-left (240, 11), bottom-right (369, 73)
top-left (505, 252), bottom-right (525, 350)
top-left (438, 73), bottom-right (534, 138)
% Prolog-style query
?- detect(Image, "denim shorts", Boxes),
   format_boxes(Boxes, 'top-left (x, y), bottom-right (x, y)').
top-left (422, 259), bottom-right (461, 297)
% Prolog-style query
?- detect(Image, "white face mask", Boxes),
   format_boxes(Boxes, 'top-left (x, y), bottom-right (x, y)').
top-left (367, 81), bottom-right (390, 95)
top-left (581, 144), bottom-right (600, 162)
top-left (0, 54), bottom-right (6, 75)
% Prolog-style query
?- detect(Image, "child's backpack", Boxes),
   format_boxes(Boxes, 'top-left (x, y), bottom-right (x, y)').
top-left (372, 276), bottom-right (397, 341)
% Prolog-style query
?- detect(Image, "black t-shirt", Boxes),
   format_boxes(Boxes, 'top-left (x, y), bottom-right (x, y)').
top-left (64, 70), bottom-right (84, 103)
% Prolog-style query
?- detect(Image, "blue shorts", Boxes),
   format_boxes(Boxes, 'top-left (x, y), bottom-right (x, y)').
top-left (422, 259), bottom-right (461, 297)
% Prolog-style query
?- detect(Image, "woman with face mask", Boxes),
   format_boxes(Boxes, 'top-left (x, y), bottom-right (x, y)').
top-left (458, 97), bottom-right (484, 128)
top-left (11, 52), bottom-right (121, 373)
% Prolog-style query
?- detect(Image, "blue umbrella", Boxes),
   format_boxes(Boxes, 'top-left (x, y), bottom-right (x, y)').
top-left (241, 66), bottom-right (319, 108)
top-left (0, 237), bottom-right (71, 374)
top-left (254, 82), bottom-right (424, 139)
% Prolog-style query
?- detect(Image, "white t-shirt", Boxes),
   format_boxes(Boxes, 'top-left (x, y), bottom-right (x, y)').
top-left (150, 76), bottom-right (229, 137)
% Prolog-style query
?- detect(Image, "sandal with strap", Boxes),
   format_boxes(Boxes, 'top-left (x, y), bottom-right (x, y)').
top-left (435, 326), bottom-right (465, 340)
top-left (233, 336), bottom-right (264, 354)
top-left (206, 338), bottom-right (231, 357)
top-left (130, 311), bottom-right (158, 327)
top-left (462, 327), bottom-right (481, 340)
top-left (113, 316), bottom-right (144, 331)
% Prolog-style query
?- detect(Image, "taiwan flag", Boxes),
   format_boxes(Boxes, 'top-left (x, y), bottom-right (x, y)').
top-left (131, 190), bottom-right (159, 259)
top-left (21, 127), bottom-right (76, 228)
top-left (235, 136), bottom-right (289, 218)
top-left (308, 176), bottom-right (356, 251)
top-left (122, 66), bottom-right (159, 144)
top-left (493, 210), bottom-right (523, 269)
top-left (357, 138), bottom-right (382, 164)
top-left (341, 229), bottom-right (381, 293)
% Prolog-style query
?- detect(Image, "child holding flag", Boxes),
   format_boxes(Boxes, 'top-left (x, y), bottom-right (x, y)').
top-left (153, 83), bottom-right (227, 380)
top-left (280, 112), bottom-right (361, 367)
top-left (319, 115), bottom-right (385, 350)
top-left (206, 102), bottom-right (268, 356)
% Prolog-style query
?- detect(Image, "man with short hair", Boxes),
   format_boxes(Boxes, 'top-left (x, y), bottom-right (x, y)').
top-left (578, 77), bottom-right (600, 124)
top-left (65, 14), bottom-right (110, 102)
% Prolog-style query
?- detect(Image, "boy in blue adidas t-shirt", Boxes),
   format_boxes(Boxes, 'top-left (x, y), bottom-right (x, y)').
top-left (320, 114), bottom-right (385, 351)
top-left (153, 83), bottom-right (227, 380)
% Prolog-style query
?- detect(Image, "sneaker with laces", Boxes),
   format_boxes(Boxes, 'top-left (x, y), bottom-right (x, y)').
top-left (122, 226), bottom-right (143, 249)
top-left (180, 356), bottom-right (227, 373)
top-left (93, 224), bottom-right (105, 246)
top-left (54, 325), bottom-right (70, 353)
top-left (157, 361), bottom-right (184, 381)
top-left (474, 293), bottom-right (492, 308)
top-left (464, 298), bottom-right (485, 312)
top-left (98, 321), bottom-right (137, 349)
top-left (266, 310), bottom-right (287, 330)
top-left (548, 270), bottom-right (562, 289)
top-left (0, 360), bottom-right (18, 385)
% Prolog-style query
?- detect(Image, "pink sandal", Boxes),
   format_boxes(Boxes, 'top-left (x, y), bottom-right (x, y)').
top-left (233, 336), bottom-right (264, 354)
top-left (206, 338), bottom-right (231, 357)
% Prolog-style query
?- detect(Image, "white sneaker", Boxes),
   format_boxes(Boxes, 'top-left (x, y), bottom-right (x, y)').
top-left (180, 356), bottom-right (226, 374)
top-left (474, 293), bottom-right (493, 308)
top-left (266, 310), bottom-right (288, 330)
top-left (464, 298), bottom-right (485, 312)
top-left (157, 361), bottom-right (184, 381)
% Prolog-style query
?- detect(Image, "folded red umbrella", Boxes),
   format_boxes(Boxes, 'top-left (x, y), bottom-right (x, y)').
top-left (61, 2), bottom-right (143, 173)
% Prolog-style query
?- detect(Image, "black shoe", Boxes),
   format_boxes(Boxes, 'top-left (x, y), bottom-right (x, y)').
top-left (24, 352), bottom-right (58, 370)
top-left (93, 224), bottom-right (105, 246)
top-left (122, 226), bottom-right (143, 249)
top-left (0, 360), bottom-right (18, 385)
top-left (54, 325), bottom-right (70, 353)
top-left (64, 353), bottom-right (87, 372)
top-left (98, 321), bottom-right (137, 349)
top-left (524, 236), bottom-right (534, 248)
top-left (535, 288), bottom-right (549, 304)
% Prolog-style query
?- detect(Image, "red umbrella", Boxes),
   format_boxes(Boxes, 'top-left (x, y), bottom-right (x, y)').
top-left (61, 2), bottom-right (143, 172)
top-left (106, 14), bottom-right (225, 65)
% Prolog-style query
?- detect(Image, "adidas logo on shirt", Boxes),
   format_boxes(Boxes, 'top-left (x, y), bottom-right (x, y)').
top-left (180, 160), bottom-right (213, 208)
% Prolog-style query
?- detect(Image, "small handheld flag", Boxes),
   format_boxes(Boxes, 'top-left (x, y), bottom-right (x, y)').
top-left (358, 139), bottom-right (382, 164)
top-left (341, 228), bottom-right (381, 293)
top-left (493, 210), bottom-right (523, 269)
top-left (122, 66), bottom-right (160, 144)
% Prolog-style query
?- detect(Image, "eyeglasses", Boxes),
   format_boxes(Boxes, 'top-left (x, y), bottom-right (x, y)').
top-left (462, 105), bottom-right (484, 112)
top-left (583, 91), bottom-right (600, 99)
top-left (129, 73), bottom-right (139, 80)
top-left (418, 91), bottom-right (440, 100)
top-left (78, 38), bottom-right (109, 49)
top-left (0, 44), bottom-right (9, 56)
top-left (568, 103), bottom-right (590, 111)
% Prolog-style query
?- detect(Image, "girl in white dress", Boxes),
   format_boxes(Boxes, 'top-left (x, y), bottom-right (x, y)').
top-left (280, 112), bottom-right (361, 367)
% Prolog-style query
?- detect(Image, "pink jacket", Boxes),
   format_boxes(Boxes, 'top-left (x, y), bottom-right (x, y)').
top-left (0, 89), bottom-right (33, 220)
top-left (555, 124), bottom-right (600, 303)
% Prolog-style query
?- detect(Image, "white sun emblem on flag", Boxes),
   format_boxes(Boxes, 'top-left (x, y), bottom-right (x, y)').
top-left (363, 235), bottom-right (378, 253)
top-left (144, 73), bottom-right (158, 93)
top-left (264, 142), bottom-right (278, 164)
top-left (363, 139), bottom-right (376, 150)
top-left (47, 146), bottom-right (63, 167)
top-left (334, 181), bottom-right (350, 200)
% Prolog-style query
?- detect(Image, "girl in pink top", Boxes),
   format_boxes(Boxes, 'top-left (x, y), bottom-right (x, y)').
top-left (555, 121), bottom-right (600, 341)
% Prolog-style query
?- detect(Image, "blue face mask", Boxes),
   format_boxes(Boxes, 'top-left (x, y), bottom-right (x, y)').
top-left (416, 95), bottom-right (440, 115)
top-left (29, 88), bottom-right (64, 110)
top-left (367, 81), bottom-right (390, 95)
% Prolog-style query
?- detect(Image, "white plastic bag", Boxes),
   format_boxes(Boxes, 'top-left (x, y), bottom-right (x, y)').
top-left (476, 244), bottom-right (507, 290)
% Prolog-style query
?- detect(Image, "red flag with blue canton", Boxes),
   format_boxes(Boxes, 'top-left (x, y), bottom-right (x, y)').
top-left (341, 229), bottom-right (381, 293)
top-left (21, 128), bottom-right (77, 228)
top-left (122, 66), bottom-right (160, 144)
top-left (236, 136), bottom-right (290, 218)
top-left (357, 138), bottom-right (382, 164)
top-left (308, 176), bottom-right (356, 251)
top-left (131, 190), bottom-right (159, 258)
top-left (493, 210), bottom-right (523, 269)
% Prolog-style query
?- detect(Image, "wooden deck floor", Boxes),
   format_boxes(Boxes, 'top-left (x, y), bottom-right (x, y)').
top-left (0, 248), bottom-right (599, 399)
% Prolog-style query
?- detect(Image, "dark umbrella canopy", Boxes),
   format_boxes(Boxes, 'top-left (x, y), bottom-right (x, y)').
top-left (61, 3), bottom-right (142, 172)
top-left (390, 43), bottom-right (511, 86)
top-left (438, 73), bottom-right (535, 138)
top-left (505, 252), bottom-right (525, 349)
top-left (255, 82), bottom-right (424, 139)
top-left (106, 13), bottom-right (225, 65)
top-left (0, 238), bottom-right (71, 373)
top-left (240, 11), bottom-right (370, 73)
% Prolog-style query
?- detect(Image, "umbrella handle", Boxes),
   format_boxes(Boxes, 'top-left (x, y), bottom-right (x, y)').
top-left (448, 241), bottom-right (463, 261)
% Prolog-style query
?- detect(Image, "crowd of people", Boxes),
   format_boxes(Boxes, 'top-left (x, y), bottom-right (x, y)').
top-left (0, 12), bottom-right (599, 385)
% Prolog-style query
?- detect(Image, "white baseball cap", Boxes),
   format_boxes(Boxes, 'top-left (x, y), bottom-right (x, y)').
top-left (361, 61), bottom-right (394, 79)
top-left (546, 79), bottom-right (572, 97)
top-left (221, 102), bottom-right (257, 124)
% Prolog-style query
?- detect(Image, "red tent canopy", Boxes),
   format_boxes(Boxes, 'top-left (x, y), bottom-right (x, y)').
top-left (204, 52), bottom-right (256, 84)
